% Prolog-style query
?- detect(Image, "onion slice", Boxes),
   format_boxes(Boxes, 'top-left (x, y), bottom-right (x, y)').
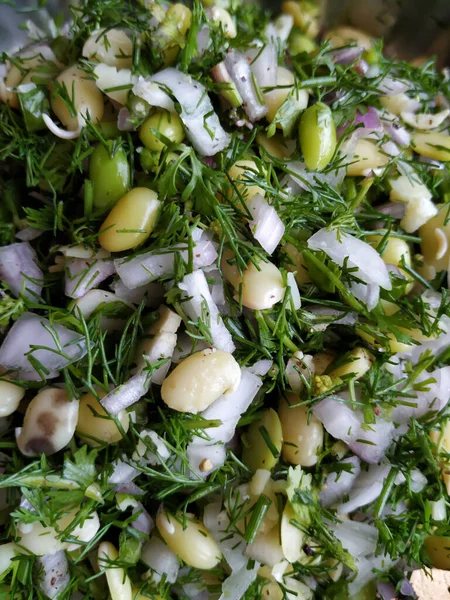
top-left (225, 50), bottom-right (268, 121)
top-left (307, 227), bottom-right (392, 291)
top-left (133, 68), bottom-right (230, 156)
top-left (37, 551), bottom-right (70, 599)
top-left (101, 372), bottom-right (151, 415)
top-left (178, 270), bottom-right (235, 353)
top-left (0, 312), bottom-right (88, 381)
top-left (246, 194), bottom-right (285, 255)
top-left (64, 258), bottom-right (115, 299)
top-left (0, 242), bottom-right (43, 300)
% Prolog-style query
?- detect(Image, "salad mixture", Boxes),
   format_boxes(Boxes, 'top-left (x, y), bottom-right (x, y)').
top-left (2, 0), bottom-right (450, 598)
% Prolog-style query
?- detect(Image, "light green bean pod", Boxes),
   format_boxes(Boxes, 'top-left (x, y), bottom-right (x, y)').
top-left (90, 142), bottom-right (130, 211)
top-left (298, 102), bottom-right (336, 171)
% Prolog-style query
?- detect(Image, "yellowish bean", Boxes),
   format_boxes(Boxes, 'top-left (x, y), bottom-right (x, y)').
top-left (246, 525), bottom-right (284, 567)
top-left (0, 380), bottom-right (24, 417)
top-left (18, 509), bottom-right (100, 555)
top-left (281, 501), bottom-right (303, 563)
top-left (356, 327), bottom-right (413, 353)
top-left (264, 67), bottom-right (305, 124)
top-left (76, 391), bottom-right (129, 446)
top-left (278, 393), bottom-right (323, 467)
top-left (221, 249), bottom-right (285, 310)
top-left (328, 347), bottom-right (374, 379)
top-left (82, 29), bottom-right (133, 69)
top-left (424, 535), bottom-right (450, 570)
top-left (161, 348), bottom-right (241, 413)
top-left (367, 233), bottom-right (413, 293)
top-left (313, 352), bottom-right (335, 375)
top-left (242, 408), bottom-right (283, 472)
top-left (380, 93), bottom-right (417, 116)
top-left (228, 160), bottom-right (266, 200)
top-left (430, 421), bottom-right (450, 494)
top-left (17, 388), bottom-right (79, 457)
top-left (139, 110), bottom-right (185, 152)
top-left (0, 543), bottom-right (21, 576)
top-left (411, 131), bottom-right (450, 161)
top-left (281, 1), bottom-right (319, 38)
top-left (156, 509), bottom-right (221, 569)
top-left (283, 243), bottom-right (311, 285)
top-left (98, 187), bottom-right (161, 252)
top-left (209, 7), bottom-right (236, 38)
top-left (324, 26), bottom-right (372, 50)
top-left (98, 542), bottom-right (133, 600)
top-left (50, 66), bottom-right (104, 131)
top-left (420, 206), bottom-right (450, 273)
top-left (256, 133), bottom-right (292, 161)
top-left (347, 139), bottom-right (389, 177)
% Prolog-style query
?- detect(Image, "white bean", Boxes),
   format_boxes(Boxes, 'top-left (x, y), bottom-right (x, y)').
top-left (209, 7), bottom-right (237, 38)
top-left (228, 160), bottom-right (266, 200)
top-left (0, 381), bottom-right (24, 417)
top-left (17, 388), bottom-right (79, 457)
top-left (156, 508), bottom-right (222, 569)
top-left (76, 391), bottom-right (129, 446)
top-left (221, 249), bottom-right (285, 310)
top-left (98, 542), bottom-right (133, 600)
top-left (278, 393), bottom-right (323, 467)
top-left (281, 501), bottom-right (303, 563)
top-left (347, 139), bottom-right (389, 177)
top-left (328, 347), bottom-right (374, 379)
top-left (161, 348), bottom-right (241, 413)
top-left (82, 29), bottom-right (133, 69)
top-left (50, 66), bottom-right (104, 131)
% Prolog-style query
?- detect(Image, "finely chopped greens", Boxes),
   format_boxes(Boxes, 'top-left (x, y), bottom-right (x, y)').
top-left (1, 0), bottom-right (450, 598)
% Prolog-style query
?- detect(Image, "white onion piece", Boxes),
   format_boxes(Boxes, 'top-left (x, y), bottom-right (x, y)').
top-left (114, 482), bottom-right (144, 496)
top-left (0, 242), bottom-right (43, 300)
top-left (37, 551), bottom-right (70, 599)
top-left (391, 366), bottom-right (450, 424)
top-left (207, 268), bottom-right (227, 308)
top-left (141, 330), bottom-right (179, 385)
top-left (314, 396), bottom-right (394, 464)
top-left (42, 113), bottom-right (81, 139)
top-left (246, 44), bottom-right (277, 88)
top-left (285, 160), bottom-right (346, 194)
top-left (308, 228), bottom-right (392, 290)
top-left (141, 537), bottom-right (179, 583)
top-left (328, 518), bottom-right (378, 558)
top-left (64, 258), bottom-right (115, 299)
top-left (179, 269), bottom-right (234, 353)
top-left (225, 50), bottom-right (268, 121)
top-left (430, 497), bottom-right (446, 521)
top-left (308, 307), bottom-right (358, 332)
top-left (219, 560), bottom-right (260, 600)
top-left (203, 502), bottom-right (247, 572)
top-left (382, 120), bottom-right (411, 146)
top-left (333, 46), bottom-right (364, 65)
top-left (246, 194), bottom-right (285, 255)
top-left (196, 25), bottom-right (211, 56)
top-left (171, 331), bottom-right (208, 364)
top-left (15, 227), bottom-right (43, 242)
top-left (133, 429), bottom-right (171, 466)
top-left (117, 107), bottom-right (134, 131)
top-left (107, 458), bottom-right (140, 485)
top-left (349, 553), bottom-right (397, 597)
top-left (247, 359), bottom-right (273, 376)
top-left (187, 443), bottom-right (227, 477)
top-left (319, 456), bottom-right (361, 509)
top-left (350, 281), bottom-right (380, 311)
top-left (75, 289), bottom-right (132, 320)
top-left (110, 279), bottom-right (164, 307)
top-left (188, 368), bottom-right (263, 476)
top-left (286, 272), bottom-right (301, 310)
top-left (337, 463), bottom-right (391, 514)
top-left (409, 469), bottom-right (427, 493)
top-left (101, 372), bottom-right (150, 415)
top-left (115, 240), bottom-right (218, 289)
top-left (131, 503), bottom-right (154, 535)
top-left (377, 78), bottom-right (410, 96)
top-left (266, 14), bottom-right (294, 43)
top-left (93, 63), bottom-right (134, 105)
top-left (0, 312), bottom-right (88, 380)
top-left (286, 352), bottom-right (314, 392)
top-left (133, 68), bottom-right (230, 156)
top-left (56, 244), bottom-right (110, 259)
